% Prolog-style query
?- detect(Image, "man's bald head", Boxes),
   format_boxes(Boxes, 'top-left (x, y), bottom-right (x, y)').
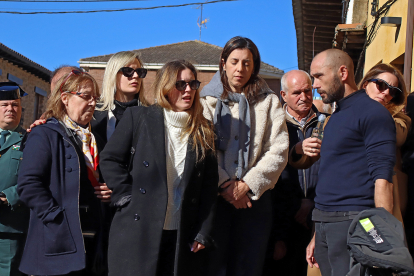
top-left (311, 49), bottom-right (358, 103)
top-left (50, 65), bottom-right (82, 92)
top-left (313, 49), bottom-right (355, 80)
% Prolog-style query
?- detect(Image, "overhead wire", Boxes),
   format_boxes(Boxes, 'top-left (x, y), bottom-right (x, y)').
top-left (0, 0), bottom-right (237, 14)
top-left (354, 0), bottom-right (397, 77)
top-left (1, 0), bottom-right (149, 2)
top-left (2, 0), bottom-right (148, 2)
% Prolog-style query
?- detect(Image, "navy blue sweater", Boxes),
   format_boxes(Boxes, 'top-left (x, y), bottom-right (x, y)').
top-left (314, 90), bottom-right (396, 212)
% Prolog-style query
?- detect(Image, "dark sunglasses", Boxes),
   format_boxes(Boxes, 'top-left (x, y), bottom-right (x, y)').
top-left (175, 80), bottom-right (201, 91)
top-left (119, 67), bottom-right (147, 78)
top-left (63, 91), bottom-right (97, 103)
top-left (367, 78), bottom-right (402, 99)
top-left (59, 70), bottom-right (89, 93)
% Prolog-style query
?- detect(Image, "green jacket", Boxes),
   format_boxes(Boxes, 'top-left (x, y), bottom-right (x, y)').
top-left (0, 126), bottom-right (29, 233)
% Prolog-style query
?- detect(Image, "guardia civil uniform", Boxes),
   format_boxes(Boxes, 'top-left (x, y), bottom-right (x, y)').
top-left (0, 82), bottom-right (29, 276)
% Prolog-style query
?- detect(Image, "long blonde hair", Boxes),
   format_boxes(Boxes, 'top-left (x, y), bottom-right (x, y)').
top-left (98, 51), bottom-right (147, 111)
top-left (154, 60), bottom-right (215, 160)
top-left (44, 71), bottom-right (100, 121)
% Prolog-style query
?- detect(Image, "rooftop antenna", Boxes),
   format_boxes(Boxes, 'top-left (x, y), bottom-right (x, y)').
top-left (197, 1), bottom-right (209, 41)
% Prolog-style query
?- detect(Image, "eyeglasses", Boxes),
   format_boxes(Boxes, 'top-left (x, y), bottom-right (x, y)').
top-left (59, 70), bottom-right (89, 93)
top-left (367, 78), bottom-right (402, 99)
top-left (119, 67), bottom-right (147, 78)
top-left (62, 91), bottom-right (97, 103)
top-left (175, 80), bottom-right (201, 91)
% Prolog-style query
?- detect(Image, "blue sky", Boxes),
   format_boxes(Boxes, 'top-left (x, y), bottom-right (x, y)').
top-left (0, 0), bottom-right (298, 73)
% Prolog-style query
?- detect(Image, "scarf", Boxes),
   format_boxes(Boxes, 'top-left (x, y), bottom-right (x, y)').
top-left (64, 115), bottom-right (100, 187)
top-left (200, 72), bottom-right (274, 179)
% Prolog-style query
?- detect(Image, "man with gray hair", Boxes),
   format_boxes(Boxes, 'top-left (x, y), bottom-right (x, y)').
top-left (264, 70), bottom-right (325, 275)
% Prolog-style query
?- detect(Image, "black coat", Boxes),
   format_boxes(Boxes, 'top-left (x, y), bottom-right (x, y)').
top-left (271, 106), bottom-right (326, 241)
top-left (99, 105), bottom-right (218, 276)
top-left (282, 105), bottom-right (325, 200)
top-left (91, 109), bottom-right (109, 155)
top-left (91, 99), bottom-right (141, 155)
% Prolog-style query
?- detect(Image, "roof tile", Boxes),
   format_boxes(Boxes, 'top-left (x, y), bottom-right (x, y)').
top-left (80, 40), bottom-right (283, 74)
top-left (0, 43), bottom-right (51, 82)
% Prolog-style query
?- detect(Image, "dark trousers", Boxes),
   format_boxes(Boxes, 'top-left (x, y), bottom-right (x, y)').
top-left (156, 230), bottom-right (177, 276)
top-left (205, 192), bottom-right (272, 276)
top-left (262, 221), bottom-right (311, 276)
top-left (314, 220), bottom-right (353, 276)
top-left (0, 233), bottom-right (26, 276)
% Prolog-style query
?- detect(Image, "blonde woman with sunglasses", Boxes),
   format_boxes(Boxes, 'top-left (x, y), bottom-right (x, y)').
top-left (359, 63), bottom-right (411, 222)
top-left (100, 60), bottom-right (218, 276)
top-left (92, 51), bottom-right (148, 153)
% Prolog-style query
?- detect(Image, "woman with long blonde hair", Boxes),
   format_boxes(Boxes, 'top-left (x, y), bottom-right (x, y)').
top-left (99, 60), bottom-right (218, 276)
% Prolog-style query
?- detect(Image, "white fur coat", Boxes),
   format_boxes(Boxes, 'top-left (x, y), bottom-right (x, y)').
top-left (201, 94), bottom-right (289, 200)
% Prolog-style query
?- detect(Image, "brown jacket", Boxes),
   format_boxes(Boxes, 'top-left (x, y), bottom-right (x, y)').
top-left (391, 112), bottom-right (411, 222)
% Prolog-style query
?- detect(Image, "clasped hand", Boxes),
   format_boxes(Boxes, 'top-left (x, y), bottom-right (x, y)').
top-left (94, 183), bottom-right (112, 203)
top-left (220, 180), bottom-right (252, 209)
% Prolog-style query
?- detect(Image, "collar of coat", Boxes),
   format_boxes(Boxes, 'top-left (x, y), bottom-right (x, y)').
top-left (283, 104), bottom-right (319, 129)
top-left (34, 117), bottom-right (73, 139)
top-left (0, 126), bottom-right (25, 151)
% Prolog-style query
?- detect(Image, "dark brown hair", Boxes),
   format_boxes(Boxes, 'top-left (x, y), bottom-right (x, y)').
top-left (359, 63), bottom-right (407, 115)
top-left (219, 36), bottom-right (268, 103)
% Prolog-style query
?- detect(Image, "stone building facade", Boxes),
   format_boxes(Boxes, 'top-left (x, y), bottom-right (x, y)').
top-left (0, 43), bottom-right (50, 129)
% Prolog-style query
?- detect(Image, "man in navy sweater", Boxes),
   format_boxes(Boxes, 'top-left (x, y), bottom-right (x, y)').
top-left (303, 49), bottom-right (396, 276)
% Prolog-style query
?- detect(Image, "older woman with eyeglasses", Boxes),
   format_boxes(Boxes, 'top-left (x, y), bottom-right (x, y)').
top-left (92, 51), bottom-right (148, 154)
top-left (359, 63), bottom-right (411, 222)
top-left (17, 71), bottom-right (111, 276)
top-left (99, 60), bottom-right (218, 276)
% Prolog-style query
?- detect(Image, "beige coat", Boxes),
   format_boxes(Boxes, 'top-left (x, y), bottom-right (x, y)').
top-left (201, 94), bottom-right (289, 200)
top-left (391, 112), bottom-right (411, 222)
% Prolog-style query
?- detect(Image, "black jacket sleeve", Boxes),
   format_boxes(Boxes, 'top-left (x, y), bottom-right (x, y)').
top-left (100, 108), bottom-right (138, 206)
top-left (194, 151), bottom-right (219, 247)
